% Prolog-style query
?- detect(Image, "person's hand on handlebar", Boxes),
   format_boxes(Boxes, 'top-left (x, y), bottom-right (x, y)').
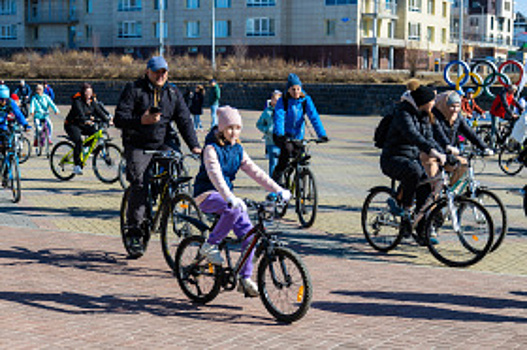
top-left (429, 148), bottom-right (447, 166)
top-left (446, 145), bottom-right (460, 156)
top-left (318, 136), bottom-right (329, 143)
top-left (278, 189), bottom-right (292, 203)
top-left (191, 147), bottom-right (202, 155)
top-left (227, 196), bottom-right (247, 212)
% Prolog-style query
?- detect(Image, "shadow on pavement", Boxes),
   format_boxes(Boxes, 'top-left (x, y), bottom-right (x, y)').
top-left (312, 290), bottom-right (527, 323)
top-left (0, 206), bottom-right (119, 220)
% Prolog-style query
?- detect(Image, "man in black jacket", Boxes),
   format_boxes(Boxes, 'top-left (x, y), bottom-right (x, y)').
top-left (114, 56), bottom-right (201, 257)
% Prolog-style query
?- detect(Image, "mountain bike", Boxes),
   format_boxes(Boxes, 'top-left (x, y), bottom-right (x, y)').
top-left (173, 196), bottom-right (313, 323)
top-left (498, 140), bottom-right (526, 176)
top-left (120, 150), bottom-right (203, 267)
top-left (34, 116), bottom-right (52, 158)
top-left (476, 117), bottom-right (517, 151)
top-left (0, 125), bottom-right (22, 203)
top-left (7, 117), bottom-right (30, 164)
top-left (278, 138), bottom-right (322, 228)
top-left (49, 123), bottom-right (122, 183)
top-left (362, 167), bottom-right (494, 267)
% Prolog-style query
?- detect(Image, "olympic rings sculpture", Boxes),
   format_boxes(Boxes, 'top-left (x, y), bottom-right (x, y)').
top-left (443, 59), bottom-right (526, 98)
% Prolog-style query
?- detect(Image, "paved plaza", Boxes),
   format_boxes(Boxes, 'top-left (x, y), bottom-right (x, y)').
top-left (1, 108), bottom-right (527, 348)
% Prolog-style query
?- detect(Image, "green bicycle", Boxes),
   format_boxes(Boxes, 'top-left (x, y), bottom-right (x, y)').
top-left (49, 123), bottom-right (122, 183)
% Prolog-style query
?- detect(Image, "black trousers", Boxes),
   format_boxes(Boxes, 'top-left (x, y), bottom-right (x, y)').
top-left (64, 123), bottom-right (97, 166)
top-left (271, 134), bottom-right (302, 181)
top-left (380, 154), bottom-right (430, 209)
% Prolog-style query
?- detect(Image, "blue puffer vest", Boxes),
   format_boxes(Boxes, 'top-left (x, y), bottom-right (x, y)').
top-left (193, 128), bottom-right (244, 198)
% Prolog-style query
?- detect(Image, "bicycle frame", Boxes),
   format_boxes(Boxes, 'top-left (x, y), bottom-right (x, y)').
top-left (1, 131), bottom-right (19, 183)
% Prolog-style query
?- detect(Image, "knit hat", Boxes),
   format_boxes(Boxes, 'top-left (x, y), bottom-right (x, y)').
top-left (446, 91), bottom-right (462, 105)
top-left (411, 85), bottom-right (436, 107)
top-left (217, 106), bottom-right (242, 132)
top-left (286, 73), bottom-right (302, 90)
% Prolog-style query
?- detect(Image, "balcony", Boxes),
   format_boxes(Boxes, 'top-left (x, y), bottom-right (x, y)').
top-left (361, 36), bottom-right (405, 47)
top-left (362, 1), bottom-right (398, 19)
top-left (26, 0), bottom-right (78, 25)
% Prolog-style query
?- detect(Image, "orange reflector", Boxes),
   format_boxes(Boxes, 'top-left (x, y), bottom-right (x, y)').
top-left (297, 285), bottom-right (304, 302)
top-left (472, 235), bottom-right (479, 241)
top-left (179, 203), bottom-right (189, 209)
top-left (208, 263), bottom-right (214, 273)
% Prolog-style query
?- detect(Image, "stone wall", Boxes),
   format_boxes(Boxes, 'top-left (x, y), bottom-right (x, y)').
top-left (2, 79), bottom-right (502, 115)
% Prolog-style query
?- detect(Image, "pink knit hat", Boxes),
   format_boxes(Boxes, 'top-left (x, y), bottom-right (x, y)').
top-left (217, 106), bottom-right (242, 132)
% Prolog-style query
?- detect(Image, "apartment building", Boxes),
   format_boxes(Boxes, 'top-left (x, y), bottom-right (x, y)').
top-left (514, 11), bottom-right (527, 48)
top-left (0, 0), bottom-right (467, 70)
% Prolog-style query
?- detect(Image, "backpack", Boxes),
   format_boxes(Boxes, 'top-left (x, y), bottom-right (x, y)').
top-left (373, 103), bottom-right (398, 149)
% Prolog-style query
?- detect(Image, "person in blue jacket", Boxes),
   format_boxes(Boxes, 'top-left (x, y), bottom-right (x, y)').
top-left (272, 73), bottom-right (328, 182)
top-left (0, 85), bottom-right (31, 154)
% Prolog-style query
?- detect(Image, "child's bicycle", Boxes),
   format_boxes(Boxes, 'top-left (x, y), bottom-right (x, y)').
top-left (361, 167), bottom-right (494, 267)
top-left (0, 125), bottom-right (22, 203)
top-left (49, 122), bottom-right (122, 183)
top-left (173, 195), bottom-right (313, 323)
top-left (34, 115), bottom-right (52, 158)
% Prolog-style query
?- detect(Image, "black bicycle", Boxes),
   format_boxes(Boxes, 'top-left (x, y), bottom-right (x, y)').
top-left (0, 124), bottom-right (22, 203)
top-left (120, 150), bottom-right (203, 268)
top-left (278, 139), bottom-right (322, 228)
top-left (476, 117), bottom-right (517, 151)
top-left (174, 196), bottom-right (313, 323)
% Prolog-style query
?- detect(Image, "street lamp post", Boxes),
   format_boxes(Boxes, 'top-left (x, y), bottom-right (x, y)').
top-left (458, 0), bottom-right (464, 65)
top-left (211, 0), bottom-right (216, 71)
top-left (159, 0), bottom-right (164, 56)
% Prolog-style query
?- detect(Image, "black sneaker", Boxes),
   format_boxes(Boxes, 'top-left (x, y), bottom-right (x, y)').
top-left (414, 219), bottom-right (428, 246)
top-left (126, 228), bottom-right (145, 259)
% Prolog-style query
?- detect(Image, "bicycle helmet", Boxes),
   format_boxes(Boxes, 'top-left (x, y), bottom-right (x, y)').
top-left (466, 88), bottom-right (475, 94)
top-left (0, 85), bottom-right (10, 99)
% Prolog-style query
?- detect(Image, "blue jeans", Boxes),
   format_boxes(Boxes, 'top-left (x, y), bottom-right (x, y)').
top-left (193, 115), bottom-right (202, 129)
top-left (266, 144), bottom-right (280, 176)
top-left (210, 103), bottom-right (219, 128)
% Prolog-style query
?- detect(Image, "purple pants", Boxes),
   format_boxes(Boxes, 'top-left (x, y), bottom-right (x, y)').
top-left (199, 192), bottom-right (255, 278)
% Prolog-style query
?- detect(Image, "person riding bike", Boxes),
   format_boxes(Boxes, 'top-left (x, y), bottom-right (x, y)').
top-left (489, 84), bottom-right (524, 149)
top-left (193, 106), bottom-right (291, 297)
top-left (271, 73), bottom-right (328, 183)
top-left (0, 85), bottom-right (31, 157)
top-left (29, 84), bottom-right (60, 149)
top-left (14, 80), bottom-right (32, 117)
top-left (114, 56), bottom-right (201, 257)
top-left (64, 83), bottom-right (111, 175)
top-left (461, 88), bottom-right (485, 122)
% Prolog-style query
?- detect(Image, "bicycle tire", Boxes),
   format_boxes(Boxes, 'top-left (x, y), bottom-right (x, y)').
top-left (118, 158), bottom-right (128, 189)
top-left (160, 192), bottom-right (203, 270)
top-left (93, 143), bottom-right (122, 184)
top-left (472, 188), bottom-right (507, 253)
top-left (257, 246), bottom-right (313, 323)
top-left (361, 187), bottom-right (403, 252)
top-left (174, 235), bottom-right (221, 304)
top-left (9, 157), bottom-right (21, 203)
top-left (17, 136), bottom-right (31, 164)
top-left (498, 146), bottom-right (524, 176)
top-left (523, 186), bottom-right (527, 217)
top-left (35, 132), bottom-right (42, 157)
top-left (296, 168), bottom-right (317, 228)
top-left (425, 197), bottom-right (493, 267)
top-left (49, 141), bottom-right (76, 181)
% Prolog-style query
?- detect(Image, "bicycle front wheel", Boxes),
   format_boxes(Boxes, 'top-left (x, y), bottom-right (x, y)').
top-left (425, 197), bottom-right (493, 267)
top-left (472, 189), bottom-right (507, 253)
top-left (8, 157), bottom-right (21, 203)
top-left (498, 146), bottom-right (524, 176)
top-left (257, 247), bottom-right (312, 323)
top-left (295, 168), bottom-right (317, 228)
top-left (50, 141), bottom-right (75, 181)
top-left (17, 136), bottom-right (31, 164)
top-left (160, 193), bottom-right (203, 270)
top-left (361, 187), bottom-right (403, 252)
top-left (174, 235), bottom-right (221, 304)
top-left (93, 143), bottom-right (122, 183)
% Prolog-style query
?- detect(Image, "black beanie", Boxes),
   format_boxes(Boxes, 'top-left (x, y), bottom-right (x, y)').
top-left (411, 86), bottom-right (436, 107)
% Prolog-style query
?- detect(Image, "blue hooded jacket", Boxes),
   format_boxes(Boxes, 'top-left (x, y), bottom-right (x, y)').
top-left (273, 94), bottom-right (327, 140)
top-left (0, 100), bottom-right (29, 132)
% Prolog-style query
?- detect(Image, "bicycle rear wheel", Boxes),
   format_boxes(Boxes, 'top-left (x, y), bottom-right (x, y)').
top-left (425, 197), bottom-right (493, 267)
top-left (257, 247), bottom-right (312, 323)
top-left (8, 158), bottom-right (21, 203)
top-left (50, 141), bottom-right (75, 181)
top-left (471, 189), bottom-right (507, 253)
top-left (160, 193), bottom-right (203, 270)
top-left (93, 143), bottom-right (122, 183)
top-left (361, 187), bottom-right (403, 252)
top-left (498, 146), bottom-right (524, 176)
top-left (17, 136), bottom-right (31, 164)
top-left (174, 235), bottom-right (221, 304)
top-left (296, 168), bottom-right (317, 228)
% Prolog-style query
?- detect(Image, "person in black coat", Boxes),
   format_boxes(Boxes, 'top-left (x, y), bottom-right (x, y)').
top-left (113, 56), bottom-right (201, 256)
top-left (380, 85), bottom-right (446, 218)
top-left (64, 83), bottom-right (111, 175)
top-left (189, 84), bottom-right (205, 131)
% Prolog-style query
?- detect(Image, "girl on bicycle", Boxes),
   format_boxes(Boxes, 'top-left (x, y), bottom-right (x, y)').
top-left (29, 84), bottom-right (59, 148)
top-left (193, 106), bottom-right (291, 297)
top-left (64, 83), bottom-right (111, 175)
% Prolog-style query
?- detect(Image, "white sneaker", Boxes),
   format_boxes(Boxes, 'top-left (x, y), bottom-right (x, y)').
top-left (73, 165), bottom-right (83, 175)
top-left (199, 242), bottom-right (224, 265)
top-left (237, 277), bottom-right (259, 297)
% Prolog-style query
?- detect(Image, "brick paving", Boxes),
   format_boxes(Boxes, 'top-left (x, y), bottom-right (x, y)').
top-left (1, 108), bottom-right (526, 348)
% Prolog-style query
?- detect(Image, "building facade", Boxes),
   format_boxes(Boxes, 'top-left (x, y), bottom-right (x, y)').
top-left (0, 0), bottom-right (515, 69)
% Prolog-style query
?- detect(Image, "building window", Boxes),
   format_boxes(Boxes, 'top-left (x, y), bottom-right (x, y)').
top-left (216, 46), bottom-right (226, 53)
top-left (470, 17), bottom-right (478, 27)
top-left (85, 24), bottom-right (92, 39)
top-left (325, 0), bottom-right (353, 5)
top-left (490, 16), bottom-right (494, 30)
top-left (427, 0), bottom-right (434, 15)
top-left (246, 17), bottom-right (275, 36)
top-left (155, 22), bottom-right (167, 38)
top-left (154, 0), bottom-right (167, 9)
top-left (247, 0), bottom-right (275, 6)
top-left (427, 26), bottom-right (435, 43)
top-left (498, 17), bottom-right (504, 31)
top-left (86, 0), bottom-right (92, 13)
top-left (0, 0), bottom-right (16, 15)
top-left (409, 0), bottom-right (421, 12)
top-left (186, 21), bottom-right (200, 38)
top-left (187, 0), bottom-right (199, 8)
top-left (504, 1), bottom-right (510, 11)
top-left (215, 20), bottom-right (231, 37)
top-left (118, 0), bottom-right (141, 11)
top-left (442, 28), bottom-right (446, 43)
top-left (442, 1), bottom-right (447, 17)
top-left (118, 21), bottom-right (142, 38)
top-left (33, 26), bottom-right (38, 40)
top-left (0, 24), bottom-right (16, 39)
top-left (408, 22), bottom-right (421, 40)
top-left (215, 0), bottom-right (231, 8)
top-left (388, 20), bottom-right (395, 38)
top-left (325, 19), bottom-right (336, 36)
top-left (507, 19), bottom-right (511, 32)
top-left (188, 46), bottom-right (198, 53)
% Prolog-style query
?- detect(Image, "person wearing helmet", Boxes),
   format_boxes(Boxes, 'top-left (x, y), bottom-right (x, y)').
top-left (14, 80), bottom-right (32, 117)
top-left (461, 88), bottom-right (485, 122)
top-left (0, 85), bottom-right (31, 156)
